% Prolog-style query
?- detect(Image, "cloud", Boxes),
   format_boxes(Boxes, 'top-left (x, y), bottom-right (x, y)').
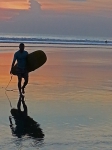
top-left (0, 0), bottom-right (112, 20)
top-left (36, 0), bottom-right (112, 13)
top-left (0, 0), bottom-right (112, 38)
top-left (0, 0), bottom-right (31, 20)
top-left (0, 0), bottom-right (30, 10)
top-left (70, 0), bottom-right (86, 1)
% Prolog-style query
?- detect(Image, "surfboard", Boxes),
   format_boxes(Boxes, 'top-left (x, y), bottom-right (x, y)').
top-left (12, 50), bottom-right (47, 75)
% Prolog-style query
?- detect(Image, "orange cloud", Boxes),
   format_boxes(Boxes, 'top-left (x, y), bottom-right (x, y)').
top-left (0, 0), bottom-right (30, 10)
top-left (0, 0), bottom-right (112, 20)
top-left (0, 0), bottom-right (30, 20)
top-left (37, 0), bottom-right (112, 13)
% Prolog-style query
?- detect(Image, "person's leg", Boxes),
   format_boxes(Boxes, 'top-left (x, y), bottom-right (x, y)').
top-left (17, 68), bottom-right (22, 95)
top-left (22, 73), bottom-right (28, 94)
top-left (18, 77), bottom-right (22, 95)
top-left (17, 96), bottom-right (21, 111)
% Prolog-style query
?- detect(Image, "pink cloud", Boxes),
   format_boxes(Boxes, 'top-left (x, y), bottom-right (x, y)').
top-left (37, 0), bottom-right (112, 13)
top-left (0, 0), bottom-right (31, 20)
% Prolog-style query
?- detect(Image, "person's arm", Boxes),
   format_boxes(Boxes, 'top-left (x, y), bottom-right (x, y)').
top-left (10, 53), bottom-right (17, 74)
top-left (9, 116), bottom-right (13, 126)
top-left (9, 116), bottom-right (15, 134)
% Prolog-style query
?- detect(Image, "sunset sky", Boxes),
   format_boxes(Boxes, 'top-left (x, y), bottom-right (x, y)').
top-left (0, 0), bottom-right (112, 38)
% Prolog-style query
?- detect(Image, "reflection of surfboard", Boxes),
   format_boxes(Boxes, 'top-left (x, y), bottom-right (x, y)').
top-left (12, 50), bottom-right (47, 75)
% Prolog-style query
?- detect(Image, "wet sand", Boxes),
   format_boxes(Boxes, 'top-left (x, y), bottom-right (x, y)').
top-left (0, 44), bottom-right (112, 149)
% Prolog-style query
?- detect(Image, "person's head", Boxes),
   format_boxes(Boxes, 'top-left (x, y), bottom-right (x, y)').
top-left (19, 43), bottom-right (25, 52)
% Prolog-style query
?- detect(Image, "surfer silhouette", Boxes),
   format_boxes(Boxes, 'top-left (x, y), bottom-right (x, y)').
top-left (9, 95), bottom-right (44, 139)
top-left (10, 43), bottom-right (28, 95)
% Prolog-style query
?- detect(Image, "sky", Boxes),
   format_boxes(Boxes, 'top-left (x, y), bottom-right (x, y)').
top-left (0, 0), bottom-right (112, 38)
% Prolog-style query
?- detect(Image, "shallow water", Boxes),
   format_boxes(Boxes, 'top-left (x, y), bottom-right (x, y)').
top-left (0, 44), bottom-right (112, 149)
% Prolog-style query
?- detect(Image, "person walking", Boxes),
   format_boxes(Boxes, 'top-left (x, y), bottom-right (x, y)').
top-left (10, 43), bottom-right (28, 95)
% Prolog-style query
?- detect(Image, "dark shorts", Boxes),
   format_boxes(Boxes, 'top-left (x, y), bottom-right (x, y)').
top-left (17, 67), bottom-right (28, 79)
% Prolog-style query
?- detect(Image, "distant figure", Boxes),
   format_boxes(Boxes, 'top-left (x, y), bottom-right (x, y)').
top-left (10, 43), bottom-right (28, 95)
top-left (105, 40), bottom-right (108, 44)
top-left (9, 95), bottom-right (44, 139)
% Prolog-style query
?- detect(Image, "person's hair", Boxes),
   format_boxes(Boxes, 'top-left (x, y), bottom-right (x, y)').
top-left (19, 43), bottom-right (24, 48)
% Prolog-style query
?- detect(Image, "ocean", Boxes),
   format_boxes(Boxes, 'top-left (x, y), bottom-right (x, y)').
top-left (0, 35), bottom-right (112, 149)
top-left (0, 34), bottom-right (112, 45)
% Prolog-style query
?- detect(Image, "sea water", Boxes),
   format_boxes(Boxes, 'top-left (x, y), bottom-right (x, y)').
top-left (0, 34), bottom-right (112, 45)
top-left (0, 42), bottom-right (112, 149)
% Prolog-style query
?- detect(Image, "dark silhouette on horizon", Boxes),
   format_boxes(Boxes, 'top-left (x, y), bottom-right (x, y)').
top-left (9, 95), bottom-right (44, 139)
top-left (105, 40), bottom-right (108, 44)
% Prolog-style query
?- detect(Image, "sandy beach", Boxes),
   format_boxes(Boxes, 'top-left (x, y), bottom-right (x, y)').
top-left (0, 43), bottom-right (112, 149)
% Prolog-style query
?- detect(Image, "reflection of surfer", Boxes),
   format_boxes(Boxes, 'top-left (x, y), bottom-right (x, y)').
top-left (9, 95), bottom-right (44, 139)
top-left (10, 43), bottom-right (28, 95)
